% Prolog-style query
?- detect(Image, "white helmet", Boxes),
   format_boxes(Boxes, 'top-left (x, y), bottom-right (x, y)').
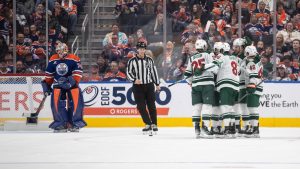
top-left (214, 42), bottom-right (224, 54)
top-left (195, 39), bottom-right (207, 51)
top-left (244, 46), bottom-right (257, 57)
top-left (222, 42), bottom-right (230, 52)
top-left (56, 43), bottom-right (69, 58)
top-left (233, 38), bottom-right (246, 47)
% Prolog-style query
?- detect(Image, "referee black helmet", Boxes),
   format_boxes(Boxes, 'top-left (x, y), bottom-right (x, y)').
top-left (136, 41), bottom-right (147, 49)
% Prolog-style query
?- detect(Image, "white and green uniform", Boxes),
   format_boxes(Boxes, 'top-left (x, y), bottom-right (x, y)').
top-left (206, 53), bottom-right (239, 127)
top-left (244, 56), bottom-right (263, 127)
top-left (184, 51), bottom-right (214, 127)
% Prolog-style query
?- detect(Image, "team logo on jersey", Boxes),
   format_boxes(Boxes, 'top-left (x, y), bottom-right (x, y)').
top-left (56, 63), bottom-right (68, 76)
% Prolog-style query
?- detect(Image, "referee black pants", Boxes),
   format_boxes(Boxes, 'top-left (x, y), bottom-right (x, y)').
top-left (132, 83), bottom-right (157, 125)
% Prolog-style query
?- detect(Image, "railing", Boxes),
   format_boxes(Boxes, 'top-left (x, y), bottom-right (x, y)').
top-left (71, 36), bottom-right (79, 55)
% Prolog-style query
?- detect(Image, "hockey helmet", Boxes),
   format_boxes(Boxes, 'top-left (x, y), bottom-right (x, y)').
top-left (233, 38), bottom-right (246, 47)
top-left (136, 41), bottom-right (147, 49)
top-left (213, 42), bottom-right (224, 54)
top-left (244, 46), bottom-right (257, 58)
top-left (56, 42), bottom-right (68, 58)
top-left (195, 39), bottom-right (207, 51)
top-left (222, 42), bottom-right (230, 53)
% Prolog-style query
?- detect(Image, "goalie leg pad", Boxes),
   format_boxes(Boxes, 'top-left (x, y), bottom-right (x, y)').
top-left (67, 88), bottom-right (87, 128)
top-left (49, 89), bottom-right (68, 129)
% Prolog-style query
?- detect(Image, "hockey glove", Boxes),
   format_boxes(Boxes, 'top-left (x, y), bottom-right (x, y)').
top-left (41, 80), bottom-right (52, 96)
top-left (194, 64), bottom-right (205, 75)
top-left (58, 76), bottom-right (76, 90)
top-left (247, 83), bottom-right (256, 94)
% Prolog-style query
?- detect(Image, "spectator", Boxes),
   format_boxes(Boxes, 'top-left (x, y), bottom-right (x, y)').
top-left (277, 22), bottom-right (300, 44)
top-left (190, 4), bottom-right (202, 21)
top-left (275, 33), bottom-right (289, 58)
top-left (253, 1), bottom-right (270, 26)
top-left (223, 24), bottom-right (233, 44)
top-left (260, 54), bottom-right (273, 79)
top-left (0, 62), bottom-right (11, 74)
top-left (16, 60), bottom-right (26, 73)
top-left (0, 34), bottom-right (8, 61)
top-left (86, 64), bottom-right (102, 82)
top-left (244, 15), bottom-right (265, 37)
top-left (292, 0), bottom-right (300, 17)
top-left (0, 12), bottom-right (9, 41)
top-left (211, 8), bottom-right (227, 36)
top-left (161, 41), bottom-right (175, 80)
top-left (29, 24), bottom-right (39, 42)
top-left (289, 39), bottom-right (300, 62)
top-left (97, 54), bottom-right (108, 77)
top-left (273, 64), bottom-right (290, 81)
top-left (104, 33), bottom-right (124, 62)
top-left (123, 35), bottom-right (137, 57)
top-left (16, 33), bottom-right (31, 59)
top-left (61, 0), bottom-right (77, 35)
top-left (281, 55), bottom-right (299, 81)
top-left (277, 2), bottom-right (290, 29)
top-left (256, 40), bottom-right (265, 54)
top-left (118, 59), bottom-right (127, 74)
top-left (144, 0), bottom-right (154, 14)
top-left (181, 23), bottom-right (202, 44)
top-left (31, 32), bottom-right (48, 60)
top-left (103, 61), bottom-right (127, 82)
top-left (171, 4), bottom-right (191, 32)
top-left (153, 13), bottom-right (163, 35)
top-left (30, 3), bottom-right (46, 31)
top-left (23, 25), bottom-right (32, 44)
top-left (280, 0), bottom-right (295, 16)
top-left (222, 4), bottom-right (233, 23)
top-left (103, 24), bottom-right (128, 47)
top-left (134, 28), bottom-right (147, 45)
top-left (53, 1), bottom-right (69, 35)
top-left (203, 22), bottom-right (222, 49)
top-left (16, 0), bottom-right (35, 18)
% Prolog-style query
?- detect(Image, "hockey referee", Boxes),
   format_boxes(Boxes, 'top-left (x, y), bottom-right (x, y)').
top-left (126, 41), bottom-right (161, 134)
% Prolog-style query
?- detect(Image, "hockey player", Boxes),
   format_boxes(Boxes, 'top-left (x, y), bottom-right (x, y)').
top-left (232, 38), bottom-right (248, 135)
top-left (184, 39), bottom-right (214, 139)
top-left (206, 42), bottom-right (239, 138)
top-left (243, 46), bottom-right (263, 138)
top-left (42, 42), bottom-right (87, 132)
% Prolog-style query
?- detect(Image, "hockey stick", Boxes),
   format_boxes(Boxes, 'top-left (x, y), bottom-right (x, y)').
top-left (238, 79), bottom-right (264, 103)
top-left (22, 95), bottom-right (47, 124)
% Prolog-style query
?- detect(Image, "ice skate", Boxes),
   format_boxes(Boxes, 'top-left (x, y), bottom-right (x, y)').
top-left (194, 123), bottom-right (201, 139)
top-left (142, 125), bottom-right (153, 136)
top-left (223, 126), bottom-right (232, 139)
top-left (244, 125), bottom-right (254, 138)
top-left (151, 124), bottom-right (158, 135)
top-left (200, 125), bottom-right (213, 139)
top-left (212, 126), bottom-right (223, 138)
top-left (68, 126), bottom-right (80, 132)
top-left (53, 125), bottom-right (68, 133)
top-left (235, 125), bottom-right (244, 137)
top-left (230, 125), bottom-right (236, 138)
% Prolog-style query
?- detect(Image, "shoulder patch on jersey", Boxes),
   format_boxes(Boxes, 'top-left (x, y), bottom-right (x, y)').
top-left (49, 54), bottom-right (60, 61)
top-left (66, 54), bottom-right (81, 62)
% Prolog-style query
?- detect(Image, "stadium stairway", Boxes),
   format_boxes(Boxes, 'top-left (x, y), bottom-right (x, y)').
top-left (67, 1), bottom-right (116, 72)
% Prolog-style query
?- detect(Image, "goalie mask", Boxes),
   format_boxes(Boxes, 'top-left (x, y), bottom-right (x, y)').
top-left (244, 46), bottom-right (257, 61)
top-left (195, 39), bottom-right (207, 51)
top-left (56, 43), bottom-right (69, 59)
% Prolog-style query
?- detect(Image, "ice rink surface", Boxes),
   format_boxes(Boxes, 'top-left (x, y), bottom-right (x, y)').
top-left (1, 127), bottom-right (300, 169)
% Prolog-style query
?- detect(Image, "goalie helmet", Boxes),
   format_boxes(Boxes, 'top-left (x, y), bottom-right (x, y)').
top-left (222, 42), bottom-right (230, 52)
top-left (213, 42), bottom-right (224, 54)
top-left (244, 46), bottom-right (257, 59)
top-left (56, 43), bottom-right (68, 58)
top-left (195, 39), bottom-right (207, 51)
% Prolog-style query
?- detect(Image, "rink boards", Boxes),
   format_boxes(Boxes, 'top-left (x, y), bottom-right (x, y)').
top-left (0, 82), bottom-right (300, 127)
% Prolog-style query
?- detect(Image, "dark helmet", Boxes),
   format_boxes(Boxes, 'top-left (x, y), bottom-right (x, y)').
top-left (136, 41), bottom-right (147, 49)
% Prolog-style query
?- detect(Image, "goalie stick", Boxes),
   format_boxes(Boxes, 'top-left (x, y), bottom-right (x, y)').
top-left (22, 95), bottom-right (47, 124)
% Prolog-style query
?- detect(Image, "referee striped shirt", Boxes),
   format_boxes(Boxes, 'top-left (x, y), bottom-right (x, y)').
top-left (126, 55), bottom-right (160, 85)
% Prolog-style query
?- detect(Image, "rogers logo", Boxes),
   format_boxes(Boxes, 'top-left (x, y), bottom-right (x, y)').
top-left (82, 86), bottom-right (99, 106)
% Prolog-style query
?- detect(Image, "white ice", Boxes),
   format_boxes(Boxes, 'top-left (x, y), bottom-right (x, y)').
top-left (1, 127), bottom-right (300, 169)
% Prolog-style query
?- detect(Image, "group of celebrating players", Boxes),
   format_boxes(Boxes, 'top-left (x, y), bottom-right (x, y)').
top-left (184, 38), bottom-right (263, 139)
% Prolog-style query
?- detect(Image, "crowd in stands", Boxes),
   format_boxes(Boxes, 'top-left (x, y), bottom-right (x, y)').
top-left (0, 0), bottom-right (85, 74)
top-left (1, 0), bottom-right (300, 82)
